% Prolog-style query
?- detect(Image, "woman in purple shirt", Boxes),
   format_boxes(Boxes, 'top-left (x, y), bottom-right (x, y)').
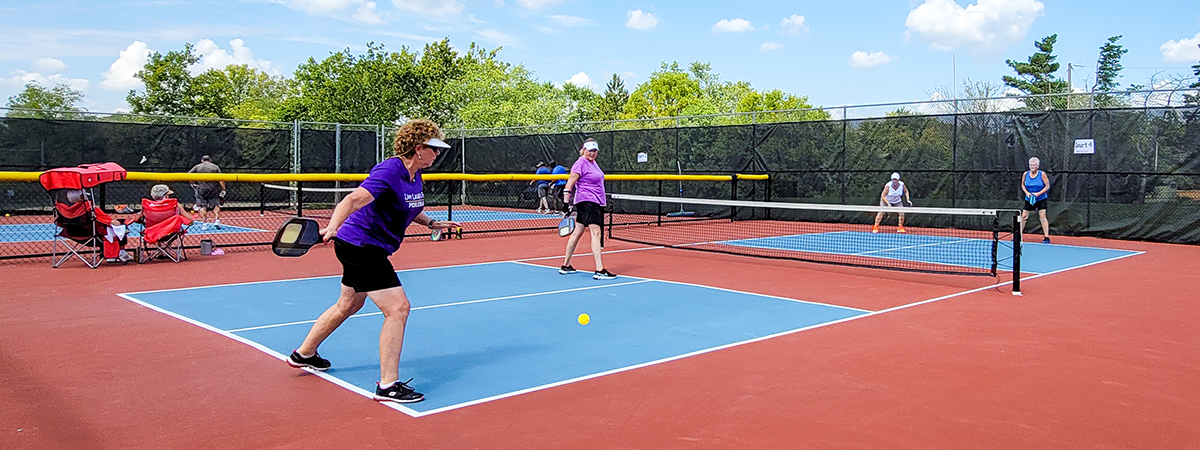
top-left (560, 138), bottom-right (616, 279)
top-left (286, 119), bottom-right (461, 404)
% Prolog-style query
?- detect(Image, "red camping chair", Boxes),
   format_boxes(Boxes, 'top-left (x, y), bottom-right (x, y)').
top-left (39, 163), bottom-right (128, 269)
top-left (137, 197), bottom-right (191, 263)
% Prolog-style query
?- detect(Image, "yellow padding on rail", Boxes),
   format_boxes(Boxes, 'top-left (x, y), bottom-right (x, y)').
top-left (0, 172), bottom-right (41, 182)
top-left (0, 171), bottom-right (767, 183)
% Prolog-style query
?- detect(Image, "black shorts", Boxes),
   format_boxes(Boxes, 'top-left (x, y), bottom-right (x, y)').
top-left (1023, 198), bottom-right (1048, 211)
top-left (334, 239), bottom-right (401, 293)
top-left (575, 201), bottom-right (603, 227)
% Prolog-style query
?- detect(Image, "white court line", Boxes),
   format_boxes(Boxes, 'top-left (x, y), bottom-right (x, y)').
top-left (405, 249), bottom-right (1149, 416)
top-left (223, 280), bottom-right (651, 333)
top-left (117, 244), bottom-right (1145, 418)
top-left (115, 293), bottom-right (422, 417)
top-left (510, 260), bottom-right (872, 313)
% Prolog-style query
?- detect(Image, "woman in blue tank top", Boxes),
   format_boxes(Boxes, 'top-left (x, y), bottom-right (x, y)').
top-left (1021, 156), bottom-right (1052, 243)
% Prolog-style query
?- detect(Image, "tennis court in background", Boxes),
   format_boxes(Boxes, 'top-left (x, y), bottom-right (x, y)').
top-left (0, 222), bottom-right (267, 243)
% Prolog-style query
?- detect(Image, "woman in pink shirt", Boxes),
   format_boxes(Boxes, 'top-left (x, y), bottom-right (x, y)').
top-left (559, 138), bottom-right (616, 279)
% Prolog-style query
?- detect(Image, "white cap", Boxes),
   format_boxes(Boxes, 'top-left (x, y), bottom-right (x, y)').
top-left (582, 141), bottom-right (599, 151)
top-left (424, 138), bottom-right (451, 149)
top-left (891, 172), bottom-right (900, 180)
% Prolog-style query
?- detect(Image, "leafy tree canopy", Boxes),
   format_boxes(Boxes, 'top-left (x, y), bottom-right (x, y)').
top-left (5, 81), bottom-right (86, 119)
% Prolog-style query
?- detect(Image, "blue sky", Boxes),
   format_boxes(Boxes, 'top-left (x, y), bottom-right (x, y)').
top-left (2, 0), bottom-right (1198, 117)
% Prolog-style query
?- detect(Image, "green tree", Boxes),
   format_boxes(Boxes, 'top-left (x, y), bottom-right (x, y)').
top-left (561, 82), bottom-right (601, 124)
top-left (288, 42), bottom-right (422, 125)
top-left (1093, 35), bottom-right (1129, 108)
top-left (5, 81), bottom-right (86, 119)
top-left (128, 43), bottom-right (202, 116)
top-left (595, 74), bottom-right (629, 121)
top-left (735, 89), bottom-right (827, 123)
top-left (1003, 34), bottom-right (1070, 109)
top-left (621, 62), bottom-right (704, 121)
top-left (1094, 35), bottom-right (1127, 92)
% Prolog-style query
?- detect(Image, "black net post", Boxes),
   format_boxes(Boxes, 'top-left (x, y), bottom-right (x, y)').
top-left (730, 175), bottom-right (738, 221)
top-left (1012, 213), bottom-right (1022, 296)
top-left (657, 180), bottom-right (663, 226)
top-left (296, 182), bottom-right (304, 217)
top-left (446, 180), bottom-right (453, 222)
top-left (259, 183), bottom-right (265, 216)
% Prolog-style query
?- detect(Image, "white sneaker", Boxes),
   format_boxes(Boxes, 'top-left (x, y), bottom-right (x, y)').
top-left (118, 250), bottom-right (134, 262)
top-left (213, 219), bottom-right (222, 229)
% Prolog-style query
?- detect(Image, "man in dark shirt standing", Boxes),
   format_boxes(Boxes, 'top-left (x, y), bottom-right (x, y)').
top-left (188, 155), bottom-right (225, 229)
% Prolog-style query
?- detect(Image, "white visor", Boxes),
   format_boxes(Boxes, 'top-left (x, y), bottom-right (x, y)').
top-left (425, 138), bottom-right (451, 149)
top-left (891, 172), bottom-right (900, 180)
top-left (582, 141), bottom-right (599, 151)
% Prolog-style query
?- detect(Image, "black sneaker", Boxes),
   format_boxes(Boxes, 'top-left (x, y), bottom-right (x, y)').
top-left (374, 378), bottom-right (424, 403)
top-left (1042, 237), bottom-right (1051, 244)
top-left (559, 265), bottom-right (576, 274)
top-left (593, 269), bottom-right (616, 280)
top-left (287, 350), bottom-right (331, 371)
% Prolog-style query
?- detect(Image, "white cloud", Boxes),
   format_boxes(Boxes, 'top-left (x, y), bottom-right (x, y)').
top-left (760, 42), bottom-right (784, 52)
top-left (712, 18), bottom-right (754, 33)
top-left (391, 0), bottom-right (463, 16)
top-left (564, 72), bottom-right (595, 90)
top-left (475, 29), bottom-right (518, 46)
top-left (100, 41), bottom-right (152, 91)
top-left (626, 10), bottom-right (659, 30)
top-left (191, 39), bottom-right (278, 75)
top-left (515, 0), bottom-right (561, 8)
top-left (1, 69), bottom-right (91, 93)
top-left (1161, 32), bottom-right (1200, 63)
top-left (277, 0), bottom-right (390, 23)
top-left (353, 1), bottom-right (386, 24)
top-left (31, 57), bottom-right (68, 74)
top-left (547, 14), bottom-right (592, 27)
top-left (468, 14), bottom-right (485, 23)
top-left (905, 0), bottom-right (1044, 55)
top-left (849, 50), bottom-right (894, 69)
top-left (781, 14), bottom-right (808, 35)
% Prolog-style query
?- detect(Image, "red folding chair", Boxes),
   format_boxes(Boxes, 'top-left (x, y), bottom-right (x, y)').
top-left (138, 197), bottom-right (191, 263)
top-left (39, 163), bottom-right (128, 269)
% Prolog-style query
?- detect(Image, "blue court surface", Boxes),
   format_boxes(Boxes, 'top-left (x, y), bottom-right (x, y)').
top-left (722, 231), bottom-right (1140, 275)
top-left (119, 261), bottom-right (869, 416)
top-left (423, 210), bottom-right (559, 223)
top-left (0, 222), bottom-right (266, 243)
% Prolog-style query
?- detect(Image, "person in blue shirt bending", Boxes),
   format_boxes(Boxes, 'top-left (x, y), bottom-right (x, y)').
top-left (533, 161), bottom-right (552, 213)
top-left (550, 160), bottom-right (568, 214)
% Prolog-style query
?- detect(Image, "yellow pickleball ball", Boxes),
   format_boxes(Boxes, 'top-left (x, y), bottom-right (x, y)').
top-left (577, 313), bottom-right (590, 326)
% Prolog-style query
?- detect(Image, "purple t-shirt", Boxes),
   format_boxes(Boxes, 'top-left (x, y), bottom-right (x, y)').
top-left (336, 158), bottom-right (424, 254)
top-left (570, 156), bottom-right (606, 206)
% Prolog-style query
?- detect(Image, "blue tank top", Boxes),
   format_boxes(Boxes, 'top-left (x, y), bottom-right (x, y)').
top-left (1024, 171), bottom-right (1048, 202)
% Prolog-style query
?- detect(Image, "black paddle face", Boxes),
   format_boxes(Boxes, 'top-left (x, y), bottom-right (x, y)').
top-left (272, 217), bottom-right (322, 257)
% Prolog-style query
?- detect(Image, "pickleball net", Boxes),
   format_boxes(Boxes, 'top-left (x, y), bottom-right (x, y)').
top-left (606, 193), bottom-right (1018, 276)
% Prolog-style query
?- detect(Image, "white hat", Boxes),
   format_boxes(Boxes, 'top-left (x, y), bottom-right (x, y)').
top-left (582, 141), bottom-right (599, 151)
top-left (424, 138), bottom-right (451, 149)
top-left (891, 172), bottom-right (900, 180)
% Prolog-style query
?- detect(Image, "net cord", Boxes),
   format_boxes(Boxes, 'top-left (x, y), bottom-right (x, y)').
top-left (610, 193), bottom-right (1007, 217)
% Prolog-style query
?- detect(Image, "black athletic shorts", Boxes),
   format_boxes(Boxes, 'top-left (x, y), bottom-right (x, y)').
top-left (334, 238), bottom-right (401, 293)
top-left (575, 201), bottom-right (603, 227)
top-left (1023, 198), bottom-right (1048, 211)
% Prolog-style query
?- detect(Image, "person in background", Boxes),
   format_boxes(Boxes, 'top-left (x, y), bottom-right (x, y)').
top-left (1021, 156), bottom-right (1052, 243)
top-left (872, 172), bottom-right (912, 233)
top-left (550, 160), bottom-right (568, 214)
top-left (532, 161), bottom-right (552, 214)
top-left (560, 138), bottom-right (615, 280)
top-left (188, 155), bottom-right (226, 229)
